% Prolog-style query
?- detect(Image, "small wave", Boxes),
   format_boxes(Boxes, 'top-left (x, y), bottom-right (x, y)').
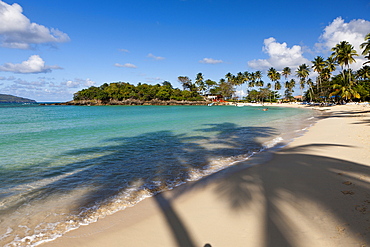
top-left (0, 228), bottom-right (13, 241)
top-left (263, 136), bottom-right (283, 149)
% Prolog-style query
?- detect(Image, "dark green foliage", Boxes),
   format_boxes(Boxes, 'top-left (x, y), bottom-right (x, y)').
top-left (73, 82), bottom-right (204, 102)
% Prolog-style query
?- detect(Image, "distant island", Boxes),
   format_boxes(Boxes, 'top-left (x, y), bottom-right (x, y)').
top-left (52, 81), bottom-right (215, 106)
top-left (0, 94), bottom-right (37, 103)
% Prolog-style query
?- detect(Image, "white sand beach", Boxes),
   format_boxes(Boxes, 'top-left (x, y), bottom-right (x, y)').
top-left (42, 104), bottom-right (370, 247)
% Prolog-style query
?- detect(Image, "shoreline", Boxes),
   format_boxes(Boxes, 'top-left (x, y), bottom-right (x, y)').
top-left (41, 104), bottom-right (370, 247)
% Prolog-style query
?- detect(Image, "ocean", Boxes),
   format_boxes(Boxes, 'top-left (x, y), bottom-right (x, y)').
top-left (0, 104), bottom-right (318, 246)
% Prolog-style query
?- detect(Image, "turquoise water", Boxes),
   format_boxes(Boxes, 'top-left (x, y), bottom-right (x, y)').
top-left (0, 104), bottom-right (317, 246)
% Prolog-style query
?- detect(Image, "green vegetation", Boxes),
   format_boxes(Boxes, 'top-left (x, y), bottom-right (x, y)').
top-left (74, 33), bottom-right (370, 104)
top-left (0, 94), bottom-right (36, 103)
top-left (73, 81), bottom-right (204, 102)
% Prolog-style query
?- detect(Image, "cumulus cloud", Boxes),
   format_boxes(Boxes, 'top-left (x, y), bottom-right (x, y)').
top-left (147, 53), bottom-right (165, 60)
top-left (199, 58), bottom-right (223, 64)
top-left (248, 37), bottom-right (310, 70)
top-left (114, 63), bottom-right (137, 68)
top-left (61, 78), bottom-right (96, 88)
top-left (316, 17), bottom-right (370, 52)
top-left (0, 0), bottom-right (70, 49)
top-left (315, 17), bottom-right (370, 69)
top-left (0, 55), bottom-right (62, 73)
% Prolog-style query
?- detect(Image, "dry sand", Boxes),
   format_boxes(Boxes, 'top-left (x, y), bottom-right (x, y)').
top-left (42, 104), bottom-right (370, 247)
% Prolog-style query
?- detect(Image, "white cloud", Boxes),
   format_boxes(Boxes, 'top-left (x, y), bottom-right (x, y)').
top-left (199, 58), bottom-right (223, 64)
top-left (0, 77), bottom-right (96, 102)
top-left (248, 37), bottom-right (310, 70)
top-left (114, 63), bottom-right (137, 68)
top-left (316, 17), bottom-right (370, 69)
top-left (61, 78), bottom-right (96, 88)
top-left (0, 0), bottom-right (70, 49)
top-left (118, 49), bottom-right (129, 53)
top-left (84, 78), bottom-right (95, 87)
top-left (147, 53), bottom-right (165, 60)
top-left (1, 82), bottom-right (75, 102)
top-left (0, 55), bottom-right (62, 73)
top-left (14, 78), bottom-right (47, 86)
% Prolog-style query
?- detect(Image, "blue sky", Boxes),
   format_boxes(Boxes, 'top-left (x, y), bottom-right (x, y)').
top-left (0, 0), bottom-right (369, 102)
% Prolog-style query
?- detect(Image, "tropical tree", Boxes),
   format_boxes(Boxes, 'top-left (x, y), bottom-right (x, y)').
top-left (178, 76), bottom-right (194, 91)
top-left (325, 57), bottom-right (337, 73)
top-left (330, 70), bottom-right (360, 101)
top-left (306, 78), bottom-right (316, 101)
top-left (285, 79), bottom-right (295, 91)
top-left (296, 64), bottom-right (310, 99)
top-left (357, 66), bottom-right (370, 80)
top-left (331, 41), bottom-right (358, 84)
top-left (259, 88), bottom-right (271, 104)
top-left (249, 72), bottom-right (256, 88)
top-left (215, 78), bottom-right (235, 99)
top-left (266, 82), bottom-right (272, 102)
top-left (254, 71), bottom-right (264, 87)
top-left (360, 33), bottom-right (370, 65)
top-left (233, 72), bottom-right (246, 99)
top-left (274, 81), bottom-right (281, 91)
top-left (225, 72), bottom-right (235, 85)
top-left (243, 71), bottom-right (251, 97)
top-left (311, 56), bottom-right (326, 92)
top-left (204, 79), bottom-right (217, 94)
top-left (282, 67), bottom-right (291, 81)
top-left (195, 73), bottom-right (206, 95)
top-left (267, 67), bottom-right (281, 101)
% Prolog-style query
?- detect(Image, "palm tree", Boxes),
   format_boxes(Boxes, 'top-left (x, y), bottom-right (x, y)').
top-left (267, 67), bottom-right (276, 81)
top-left (306, 78), bottom-right (315, 101)
top-left (282, 67), bottom-right (291, 82)
top-left (360, 33), bottom-right (370, 65)
top-left (311, 56), bottom-right (326, 92)
top-left (330, 71), bottom-right (360, 101)
top-left (274, 81), bottom-right (281, 91)
top-left (266, 83), bottom-right (272, 102)
top-left (195, 72), bottom-right (205, 95)
top-left (235, 72), bottom-right (246, 99)
top-left (356, 65), bottom-right (370, 80)
top-left (331, 41), bottom-right (358, 84)
top-left (323, 57), bottom-right (336, 82)
top-left (254, 71), bottom-right (264, 87)
top-left (283, 79), bottom-right (295, 101)
top-left (330, 41), bottom-right (359, 102)
top-left (243, 71), bottom-right (251, 97)
top-left (225, 72), bottom-right (235, 84)
top-left (295, 64), bottom-right (310, 100)
top-left (285, 79), bottom-right (295, 91)
top-left (267, 67), bottom-right (281, 101)
top-left (325, 57), bottom-right (336, 72)
top-left (321, 68), bottom-right (331, 83)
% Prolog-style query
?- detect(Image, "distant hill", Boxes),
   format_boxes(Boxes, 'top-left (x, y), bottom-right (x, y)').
top-left (0, 94), bottom-right (37, 103)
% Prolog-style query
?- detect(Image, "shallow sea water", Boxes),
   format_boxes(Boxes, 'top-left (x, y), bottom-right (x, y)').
top-left (0, 104), bottom-right (318, 246)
